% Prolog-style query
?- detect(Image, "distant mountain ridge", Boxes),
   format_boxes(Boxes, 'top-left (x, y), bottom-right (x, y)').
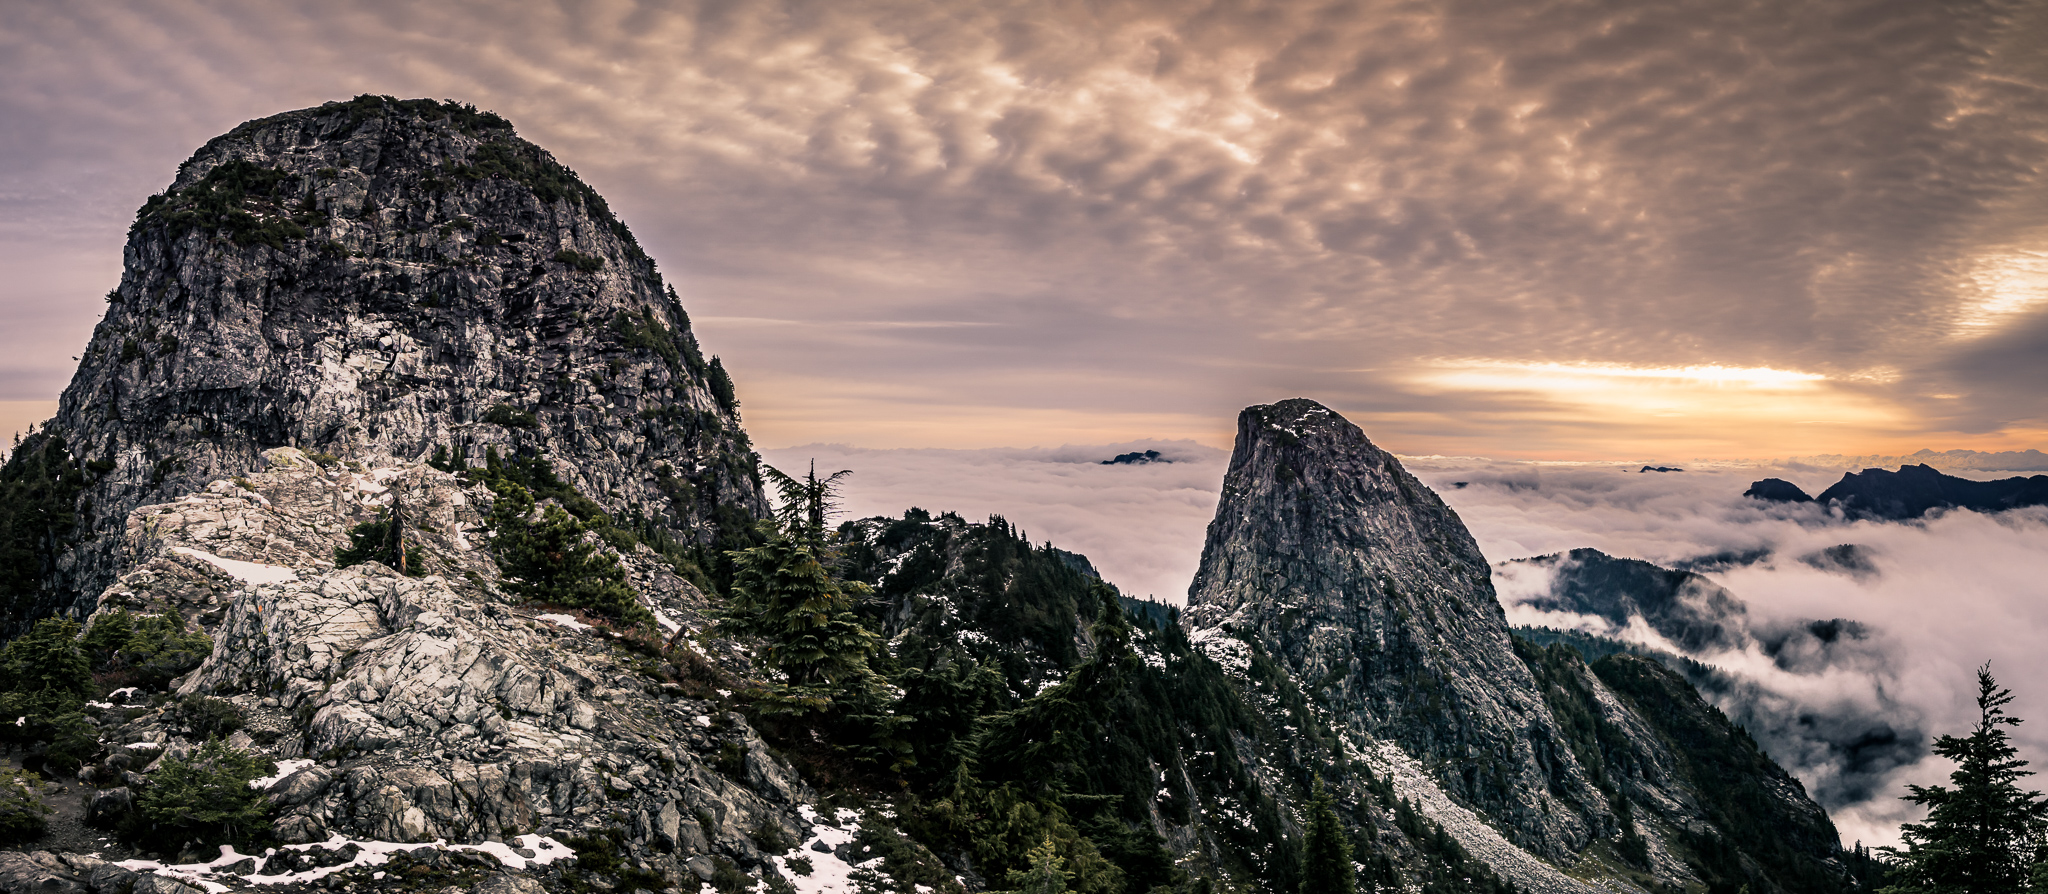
top-left (1745, 463), bottom-right (2048, 520)
top-left (1776, 448), bottom-right (2048, 472)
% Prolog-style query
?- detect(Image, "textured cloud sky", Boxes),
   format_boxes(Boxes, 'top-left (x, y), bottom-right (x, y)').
top-left (4, 0), bottom-right (2048, 456)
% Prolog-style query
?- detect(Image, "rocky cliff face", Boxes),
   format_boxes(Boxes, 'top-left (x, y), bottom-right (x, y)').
top-left (1184, 399), bottom-right (1611, 859)
top-left (94, 448), bottom-right (800, 856)
top-left (18, 96), bottom-right (764, 629)
top-left (1183, 399), bottom-right (1855, 892)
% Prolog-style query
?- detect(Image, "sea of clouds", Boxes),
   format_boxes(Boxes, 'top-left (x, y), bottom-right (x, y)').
top-left (1405, 458), bottom-right (2048, 848)
top-left (759, 441), bottom-right (1228, 602)
top-left (766, 441), bottom-right (2048, 849)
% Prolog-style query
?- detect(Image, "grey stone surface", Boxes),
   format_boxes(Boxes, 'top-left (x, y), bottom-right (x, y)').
top-left (0, 852), bottom-right (140, 894)
top-left (1186, 398), bottom-right (1611, 858)
top-left (74, 447), bottom-right (804, 886)
top-left (27, 96), bottom-right (766, 628)
top-left (1184, 399), bottom-right (1836, 889)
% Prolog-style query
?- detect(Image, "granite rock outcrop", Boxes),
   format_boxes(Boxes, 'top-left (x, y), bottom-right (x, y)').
top-left (14, 95), bottom-right (764, 630)
top-left (1184, 399), bottom-right (1852, 891)
top-left (71, 447), bottom-right (807, 886)
top-left (1184, 399), bottom-right (1611, 859)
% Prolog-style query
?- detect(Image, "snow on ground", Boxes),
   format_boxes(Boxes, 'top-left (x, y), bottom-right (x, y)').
top-left (765, 806), bottom-right (872, 894)
top-left (247, 759), bottom-right (316, 790)
top-left (170, 547), bottom-right (299, 585)
top-left (536, 613), bottom-right (594, 631)
top-left (113, 833), bottom-right (573, 891)
top-left (1354, 738), bottom-right (1642, 894)
top-left (650, 606), bottom-right (682, 633)
top-left (1187, 627), bottom-right (1250, 674)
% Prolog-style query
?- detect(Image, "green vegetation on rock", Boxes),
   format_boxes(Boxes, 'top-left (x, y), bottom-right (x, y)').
top-left (0, 432), bottom-right (88, 629)
top-left (1299, 779), bottom-right (1355, 894)
top-left (81, 609), bottom-right (212, 692)
top-left (481, 404), bottom-right (540, 429)
top-left (127, 738), bottom-right (277, 854)
top-left (553, 248), bottom-right (606, 272)
top-left (335, 510), bottom-right (427, 576)
top-left (132, 159), bottom-right (317, 250)
top-left (470, 450), bottom-right (652, 628)
top-left (0, 769), bottom-right (51, 846)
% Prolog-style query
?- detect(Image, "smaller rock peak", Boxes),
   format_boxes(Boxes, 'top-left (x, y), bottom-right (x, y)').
top-left (1255, 397), bottom-right (1339, 425)
top-left (1743, 478), bottom-right (1813, 503)
top-left (1242, 398), bottom-right (1375, 449)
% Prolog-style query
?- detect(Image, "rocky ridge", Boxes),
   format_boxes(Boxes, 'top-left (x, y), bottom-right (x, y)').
top-left (1184, 399), bottom-right (1612, 859)
top-left (52, 446), bottom-right (813, 889)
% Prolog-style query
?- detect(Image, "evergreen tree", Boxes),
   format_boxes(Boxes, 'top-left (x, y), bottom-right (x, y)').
top-left (495, 501), bottom-right (651, 628)
top-left (1301, 777), bottom-right (1357, 894)
top-left (0, 617), bottom-right (91, 701)
top-left (723, 536), bottom-right (881, 692)
top-left (1881, 664), bottom-right (2048, 894)
top-left (1005, 834), bottom-right (1074, 894)
top-left (761, 460), bottom-right (852, 551)
top-left (128, 738), bottom-right (276, 852)
top-left (334, 504), bottom-right (424, 576)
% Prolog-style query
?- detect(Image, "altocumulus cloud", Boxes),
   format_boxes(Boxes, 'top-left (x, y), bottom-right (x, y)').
top-left (3, 0), bottom-right (2047, 452)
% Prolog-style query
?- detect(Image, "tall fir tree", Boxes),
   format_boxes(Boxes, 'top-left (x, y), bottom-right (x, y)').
top-left (1881, 664), bottom-right (2048, 894)
top-left (721, 536), bottom-right (881, 691)
top-left (1301, 777), bottom-right (1357, 894)
top-left (1005, 834), bottom-right (1075, 894)
top-left (761, 460), bottom-right (852, 551)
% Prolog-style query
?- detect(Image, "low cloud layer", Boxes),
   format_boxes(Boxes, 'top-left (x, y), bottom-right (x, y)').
top-left (1408, 458), bottom-right (2048, 849)
top-left (759, 440), bottom-right (1225, 602)
top-left (4, 1), bottom-right (2047, 455)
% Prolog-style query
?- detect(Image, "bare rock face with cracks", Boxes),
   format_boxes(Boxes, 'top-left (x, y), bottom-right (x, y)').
top-left (14, 95), bottom-right (764, 632)
top-left (1184, 399), bottom-right (1846, 890)
top-left (93, 447), bottom-right (804, 875)
top-left (1185, 399), bottom-right (1612, 856)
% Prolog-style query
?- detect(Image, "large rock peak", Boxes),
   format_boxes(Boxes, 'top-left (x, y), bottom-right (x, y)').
top-left (1186, 398), bottom-right (1607, 857)
top-left (26, 96), bottom-right (766, 623)
top-left (1186, 398), bottom-right (1495, 628)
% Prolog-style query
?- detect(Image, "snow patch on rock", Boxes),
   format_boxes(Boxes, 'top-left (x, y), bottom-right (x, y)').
top-left (113, 834), bottom-right (573, 891)
top-left (170, 547), bottom-right (300, 585)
